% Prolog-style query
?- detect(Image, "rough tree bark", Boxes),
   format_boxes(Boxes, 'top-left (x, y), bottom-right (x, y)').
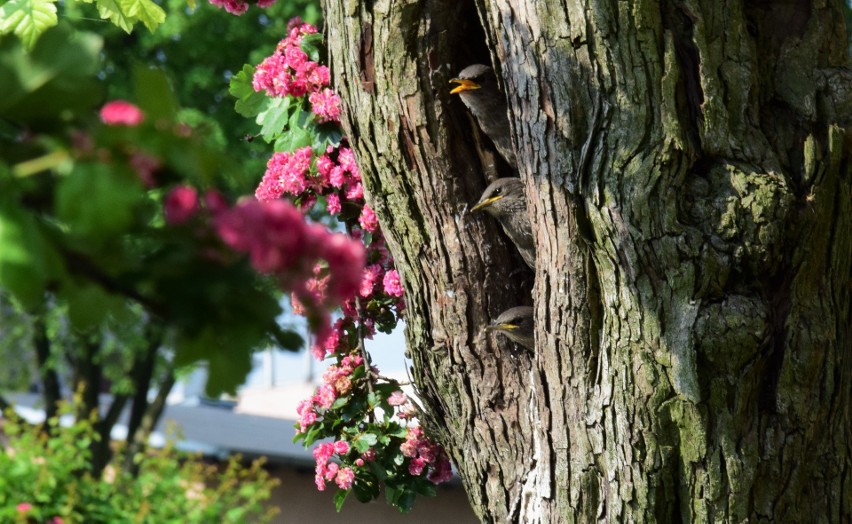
top-left (324, 0), bottom-right (852, 521)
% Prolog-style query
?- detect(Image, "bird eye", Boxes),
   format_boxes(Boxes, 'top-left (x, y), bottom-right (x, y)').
top-left (494, 188), bottom-right (502, 194)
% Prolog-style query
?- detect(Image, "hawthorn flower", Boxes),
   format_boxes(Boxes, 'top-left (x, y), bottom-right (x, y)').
top-left (388, 390), bottom-right (408, 406)
top-left (100, 100), bottom-right (144, 126)
top-left (383, 270), bottom-right (404, 297)
top-left (335, 467), bottom-right (355, 489)
top-left (359, 205), bottom-right (379, 232)
top-left (16, 503), bottom-right (32, 513)
top-left (309, 89), bottom-right (342, 123)
top-left (164, 186), bottom-right (199, 225)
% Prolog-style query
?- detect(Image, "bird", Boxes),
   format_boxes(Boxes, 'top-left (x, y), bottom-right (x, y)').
top-left (486, 306), bottom-right (535, 351)
top-left (449, 64), bottom-right (517, 169)
top-left (470, 178), bottom-right (535, 269)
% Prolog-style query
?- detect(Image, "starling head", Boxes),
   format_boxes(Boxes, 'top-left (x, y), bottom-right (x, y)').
top-left (486, 306), bottom-right (535, 351)
top-left (449, 64), bottom-right (496, 94)
top-left (470, 178), bottom-right (535, 269)
top-left (470, 178), bottom-right (526, 217)
top-left (449, 64), bottom-right (516, 168)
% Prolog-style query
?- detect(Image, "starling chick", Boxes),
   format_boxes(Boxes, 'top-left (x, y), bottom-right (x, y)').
top-left (450, 64), bottom-right (517, 169)
top-left (486, 306), bottom-right (535, 351)
top-left (471, 178), bottom-right (535, 269)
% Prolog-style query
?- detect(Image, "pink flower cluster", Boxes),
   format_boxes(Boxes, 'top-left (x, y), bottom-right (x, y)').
top-left (296, 354), bottom-right (364, 432)
top-left (208, 0), bottom-right (276, 16)
top-left (313, 440), bottom-right (355, 491)
top-left (100, 100), bottom-right (144, 126)
top-left (214, 199), bottom-right (365, 311)
top-left (251, 20), bottom-right (341, 123)
top-left (400, 427), bottom-right (454, 484)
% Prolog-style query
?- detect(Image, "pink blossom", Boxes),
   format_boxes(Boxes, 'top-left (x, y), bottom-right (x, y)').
top-left (324, 462), bottom-right (339, 481)
top-left (361, 449), bottom-right (377, 462)
top-left (313, 442), bottom-right (335, 465)
top-left (329, 166), bottom-right (346, 188)
top-left (326, 193), bottom-right (342, 215)
top-left (359, 205), bottom-right (379, 232)
top-left (100, 100), bottom-right (145, 126)
top-left (257, 147), bottom-right (313, 201)
top-left (383, 269), bottom-right (404, 297)
top-left (400, 440), bottom-right (418, 458)
top-left (316, 154), bottom-right (335, 177)
top-left (427, 453), bottom-right (454, 484)
top-left (333, 440), bottom-right (350, 455)
top-left (355, 458), bottom-right (365, 467)
top-left (335, 467), bottom-right (355, 489)
top-left (16, 503), bottom-right (32, 513)
top-left (50, 518), bottom-right (64, 524)
top-left (408, 457), bottom-right (427, 476)
top-left (129, 151), bottom-right (160, 187)
top-left (314, 384), bottom-right (337, 409)
top-left (387, 390), bottom-right (408, 406)
top-left (338, 148), bottom-right (359, 178)
top-left (164, 186), bottom-right (199, 225)
top-left (207, 0), bottom-right (247, 15)
top-left (203, 190), bottom-right (229, 215)
top-left (359, 264), bottom-right (382, 297)
top-left (309, 89), bottom-right (342, 123)
top-left (345, 181), bottom-right (364, 201)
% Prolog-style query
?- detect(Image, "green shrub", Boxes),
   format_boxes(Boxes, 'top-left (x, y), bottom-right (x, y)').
top-left (0, 404), bottom-right (279, 523)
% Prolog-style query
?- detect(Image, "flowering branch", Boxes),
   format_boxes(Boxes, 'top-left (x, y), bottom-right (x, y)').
top-left (226, 18), bottom-right (454, 512)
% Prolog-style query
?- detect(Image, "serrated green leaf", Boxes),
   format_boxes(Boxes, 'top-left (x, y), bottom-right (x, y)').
top-left (257, 97), bottom-right (291, 142)
top-left (0, 0), bottom-right (58, 50)
top-left (333, 489), bottom-right (349, 512)
top-left (312, 122), bottom-right (343, 150)
top-left (353, 433), bottom-right (378, 453)
top-left (229, 64), bottom-right (270, 118)
top-left (273, 127), bottom-right (312, 153)
top-left (95, 0), bottom-right (135, 33)
top-left (122, 0), bottom-right (164, 31)
top-left (299, 33), bottom-right (323, 62)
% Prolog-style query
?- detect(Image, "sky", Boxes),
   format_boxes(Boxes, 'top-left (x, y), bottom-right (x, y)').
top-left (242, 321), bottom-right (410, 390)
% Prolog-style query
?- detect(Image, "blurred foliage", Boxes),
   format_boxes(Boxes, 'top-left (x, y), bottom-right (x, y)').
top-left (0, 400), bottom-right (279, 523)
top-left (0, 23), bottom-right (301, 397)
top-left (68, 0), bottom-right (321, 194)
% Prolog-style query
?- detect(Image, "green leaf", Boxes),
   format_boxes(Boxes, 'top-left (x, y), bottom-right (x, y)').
top-left (272, 327), bottom-right (303, 351)
top-left (312, 122), bottom-right (343, 150)
top-left (353, 433), bottom-right (378, 453)
top-left (0, 200), bottom-right (50, 308)
top-left (133, 65), bottom-right (178, 122)
top-left (273, 127), bottom-right (311, 153)
top-left (333, 489), bottom-right (349, 512)
top-left (122, 0), bottom-right (164, 31)
top-left (229, 64), bottom-right (269, 118)
top-left (0, 0), bottom-right (58, 50)
top-left (94, 0), bottom-right (134, 33)
top-left (257, 97), bottom-right (291, 142)
top-left (299, 33), bottom-right (323, 62)
top-left (55, 163), bottom-right (144, 243)
top-left (64, 283), bottom-right (124, 331)
top-left (329, 396), bottom-right (349, 410)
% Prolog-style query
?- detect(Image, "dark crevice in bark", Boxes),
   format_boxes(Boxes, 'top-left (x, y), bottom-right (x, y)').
top-left (759, 258), bottom-right (794, 415)
top-left (661, 0), bottom-right (704, 151)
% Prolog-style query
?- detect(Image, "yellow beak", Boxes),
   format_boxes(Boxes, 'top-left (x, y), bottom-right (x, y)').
top-left (470, 195), bottom-right (503, 213)
top-left (486, 323), bottom-right (518, 333)
top-left (449, 78), bottom-right (481, 94)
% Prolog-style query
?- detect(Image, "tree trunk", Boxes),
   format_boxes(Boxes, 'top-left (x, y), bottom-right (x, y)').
top-left (324, 0), bottom-right (852, 521)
